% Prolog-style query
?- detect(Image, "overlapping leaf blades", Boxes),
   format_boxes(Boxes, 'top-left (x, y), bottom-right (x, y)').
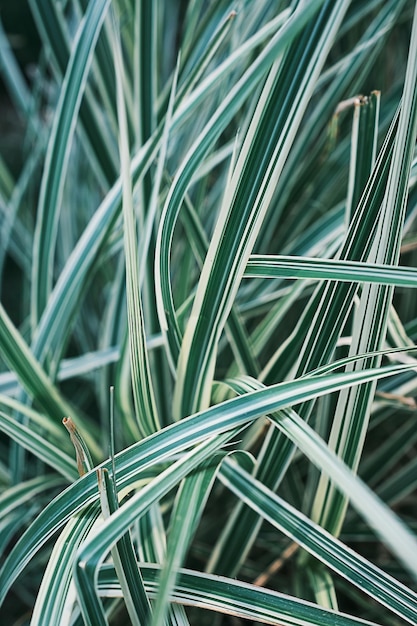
top-left (1, 2), bottom-right (417, 625)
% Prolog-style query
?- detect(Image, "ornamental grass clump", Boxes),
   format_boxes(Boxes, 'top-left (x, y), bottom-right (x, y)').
top-left (1, 1), bottom-right (417, 625)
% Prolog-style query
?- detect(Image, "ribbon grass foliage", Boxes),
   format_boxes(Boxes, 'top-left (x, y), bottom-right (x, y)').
top-left (1, 1), bottom-right (417, 625)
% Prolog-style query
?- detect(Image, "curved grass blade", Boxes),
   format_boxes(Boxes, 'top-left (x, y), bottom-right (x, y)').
top-left (28, 0), bottom-right (117, 184)
top-left (27, 6), bottom-right (304, 384)
top-left (149, 451), bottom-right (239, 626)
top-left (180, 183), bottom-right (259, 377)
top-left (219, 459), bottom-right (417, 625)
top-left (99, 563), bottom-right (383, 626)
top-left (155, 0), bottom-right (330, 368)
top-left (30, 503), bottom-right (100, 626)
top-left (222, 374), bottom-right (417, 578)
top-left (31, 0), bottom-right (111, 326)
top-left (311, 0), bottom-right (417, 539)
top-left (74, 433), bottom-right (235, 626)
top-left (1, 359), bottom-right (415, 606)
top-left (173, 0), bottom-right (351, 419)
top-left (209, 103), bottom-right (403, 578)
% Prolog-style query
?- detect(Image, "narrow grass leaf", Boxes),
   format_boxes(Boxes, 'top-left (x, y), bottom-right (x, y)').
top-left (209, 104), bottom-right (403, 578)
top-left (1, 360), bottom-right (415, 605)
top-left (28, 0), bottom-right (117, 183)
top-left (311, 0), bottom-right (417, 539)
top-left (74, 434), bottom-right (235, 626)
top-left (222, 375), bottom-right (417, 578)
top-left (31, 0), bottom-right (111, 326)
top-left (99, 564), bottom-right (383, 626)
top-left (150, 454), bottom-right (226, 626)
top-left (30, 503), bottom-right (100, 626)
top-left (155, 0), bottom-right (330, 367)
top-left (220, 459), bottom-right (417, 625)
top-left (173, 0), bottom-right (351, 419)
top-left (97, 468), bottom-right (150, 625)
top-left (112, 11), bottom-right (160, 437)
top-left (245, 255), bottom-right (417, 287)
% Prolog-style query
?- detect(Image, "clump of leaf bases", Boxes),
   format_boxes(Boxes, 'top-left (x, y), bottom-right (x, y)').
top-left (1, 2), bottom-right (417, 626)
